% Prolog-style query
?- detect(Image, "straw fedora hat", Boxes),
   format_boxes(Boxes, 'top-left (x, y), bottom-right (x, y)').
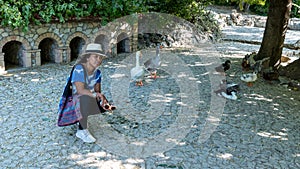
top-left (76, 43), bottom-right (108, 64)
top-left (81, 43), bottom-right (108, 58)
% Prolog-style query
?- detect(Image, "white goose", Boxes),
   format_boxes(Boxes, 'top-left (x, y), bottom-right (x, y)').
top-left (144, 45), bottom-right (162, 79)
top-left (131, 51), bottom-right (145, 86)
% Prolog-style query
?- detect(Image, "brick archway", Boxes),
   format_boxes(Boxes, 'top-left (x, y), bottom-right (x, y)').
top-left (34, 32), bottom-right (64, 49)
top-left (117, 32), bottom-right (131, 53)
top-left (66, 32), bottom-right (89, 62)
top-left (98, 17), bottom-right (138, 56)
top-left (34, 33), bottom-right (64, 64)
top-left (0, 36), bottom-right (31, 51)
top-left (66, 32), bottom-right (89, 45)
top-left (0, 36), bottom-right (31, 71)
top-left (94, 30), bottom-right (111, 56)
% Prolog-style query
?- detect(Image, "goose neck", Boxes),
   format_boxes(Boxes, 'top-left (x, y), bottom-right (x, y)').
top-left (136, 53), bottom-right (140, 66)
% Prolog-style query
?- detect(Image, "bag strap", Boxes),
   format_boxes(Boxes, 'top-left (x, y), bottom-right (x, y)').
top-left (80, 64), bottom-right (88, 87)
top-left (62, 63), bottom-right (89, 97)
top-left (64, 63), bottom-right (88, 93)
top-left (62, 65), bottom-right (76, 97)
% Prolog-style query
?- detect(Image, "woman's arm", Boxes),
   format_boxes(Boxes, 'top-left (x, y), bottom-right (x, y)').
top-left (94, 83), bottom-right (101, 93)
top-left (74, 81), bottom-right (95, 98)
top-left (94, 83), bottom-right (106, 102)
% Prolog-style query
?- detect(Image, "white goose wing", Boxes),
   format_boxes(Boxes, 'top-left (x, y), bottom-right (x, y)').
top-left (131, 66), bottom-right (145, 81)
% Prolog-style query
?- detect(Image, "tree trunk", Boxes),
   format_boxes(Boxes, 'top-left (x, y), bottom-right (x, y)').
top-left (254, 0), bottom-right (292, 70)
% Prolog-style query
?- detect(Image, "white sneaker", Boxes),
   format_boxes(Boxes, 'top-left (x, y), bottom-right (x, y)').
top-left (76, 129), bottom-right (96, 143)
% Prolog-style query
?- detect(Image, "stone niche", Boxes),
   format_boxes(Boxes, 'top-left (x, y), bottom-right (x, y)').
top-left (3, 41), bottom-right (25, 69)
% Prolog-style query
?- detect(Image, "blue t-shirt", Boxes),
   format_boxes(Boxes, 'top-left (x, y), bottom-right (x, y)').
top-left (71, 64), bottom-right (101, 94)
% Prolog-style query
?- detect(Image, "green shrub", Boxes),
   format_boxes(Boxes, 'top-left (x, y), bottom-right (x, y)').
top-left (291, 0), bottom-right (300, 18)
top-left (0, 0), bottom-right (220, 34)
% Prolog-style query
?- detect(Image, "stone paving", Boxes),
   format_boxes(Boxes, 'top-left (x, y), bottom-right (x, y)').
top-left (1, 28), bottom-right (300, 168)
top-left (221, 26), bottom-right (300, 45)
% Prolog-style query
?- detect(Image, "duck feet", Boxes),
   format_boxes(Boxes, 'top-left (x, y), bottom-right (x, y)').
top-left (136, 81), bottom-right (144, 86)
top-left (150, 73), bottom-right (159, 79)
top-left (247, 82), bottom-right (253, 87)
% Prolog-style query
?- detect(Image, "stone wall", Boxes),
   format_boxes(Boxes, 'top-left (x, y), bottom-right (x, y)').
top-left (0, 12), bottom-right (212, 74)
top-left (0, 19), bottom-right (139, 74)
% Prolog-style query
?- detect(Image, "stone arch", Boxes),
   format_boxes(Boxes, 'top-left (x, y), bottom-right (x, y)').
top-left (0, 36), bottom-right (31, 72)
top-left (117, 32), bottom-right (131, 53)
top-left (66, 32), bottom-right (89, 45)
top-left (34, 32), bottom-right (63, 49)
top-left (2, 41), bottom-right (25, 69)
top-left (98, 18), bottom-right (138, 56)
top-left (94, 29), bottom-right (115, 56)
top-left (0, 36), bottom-right (31, 50)
top-left (38, 38), bottom-right (59, 64)
top-left (34, 33), bottom-right (64, 64)
top-left (66, 32), bottom-right (89, 62)
top-left (93, 30), bottom-right (110, 43)
top-left (95, 34), bottom-right (109, 49)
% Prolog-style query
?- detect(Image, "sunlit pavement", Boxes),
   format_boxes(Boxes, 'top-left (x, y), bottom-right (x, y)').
top-left (0, 27), bottom-right (300, 168)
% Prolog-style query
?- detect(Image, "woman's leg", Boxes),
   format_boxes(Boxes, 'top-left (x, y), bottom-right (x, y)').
top-left (78, 95), bottom-right (101, 129)
top-left (76, 95), bottom-right (102, 143)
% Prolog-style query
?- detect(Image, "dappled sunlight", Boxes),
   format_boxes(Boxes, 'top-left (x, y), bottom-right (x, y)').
top-left (69, 152), bottom-right (144, 168)
top-left (166, 138), bottom-right (186, 146)
top-left (206, 114), bottom-right (221, 123)
top-left (160, 62), bottom-right (170, 67)
top-left (1, 70), bottom-right (39, 78)
top-left (187, 62), bottom-right (213, 67)
top-left (254, 127), bottom-right (289, 141)
top-left (131, 141), bottom-right (146, 146)
top-left (188, 77), bottom-right (198, 81)
top-left (234, 114), bottom-right (248, 117)
top-left (0, 73), bottom-right (14, 77)
top-left (110, 73), bottom-right (127, 78)
top-left (31, 78), bottom-right (40, 82)
top-left (20, 71), bottom-right (38, 75)
top-left (176, 101), bottom-right (188, 106)
top-left (148, 93), bottom-right (175, 103)
top-left (227, 46), bottom-right (243, 51)
top-left (256, 131), bottom-right (288, 141)
top-left (199, 71), bottom-right (210, 76)
top-left (245, 100), bottom-right (258, 105)
top-left (243, 93), bottom-right (273, 102)
top-left (179, 92), bottom-right (190, 99)
top-left (177, 72), bottom-right (189, 78)
top-left (216, 153), bottom-right (233, 160)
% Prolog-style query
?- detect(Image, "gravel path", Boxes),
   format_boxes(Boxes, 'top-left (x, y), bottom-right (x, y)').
top-left (1, 28), bottom-right (300, 168)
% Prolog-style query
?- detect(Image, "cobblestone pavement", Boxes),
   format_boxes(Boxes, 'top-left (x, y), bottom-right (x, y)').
top-left (1, 29), bottom-right (300, 168)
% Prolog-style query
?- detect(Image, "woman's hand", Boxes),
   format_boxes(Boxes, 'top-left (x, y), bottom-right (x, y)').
top-left (95, 92), bottom-right (108, 104)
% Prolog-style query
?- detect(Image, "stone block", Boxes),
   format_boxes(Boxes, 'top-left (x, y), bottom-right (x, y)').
top-left (289, 18), bottom-right (300, 30)
top-left (23, 52), bottom-right (32, 67)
